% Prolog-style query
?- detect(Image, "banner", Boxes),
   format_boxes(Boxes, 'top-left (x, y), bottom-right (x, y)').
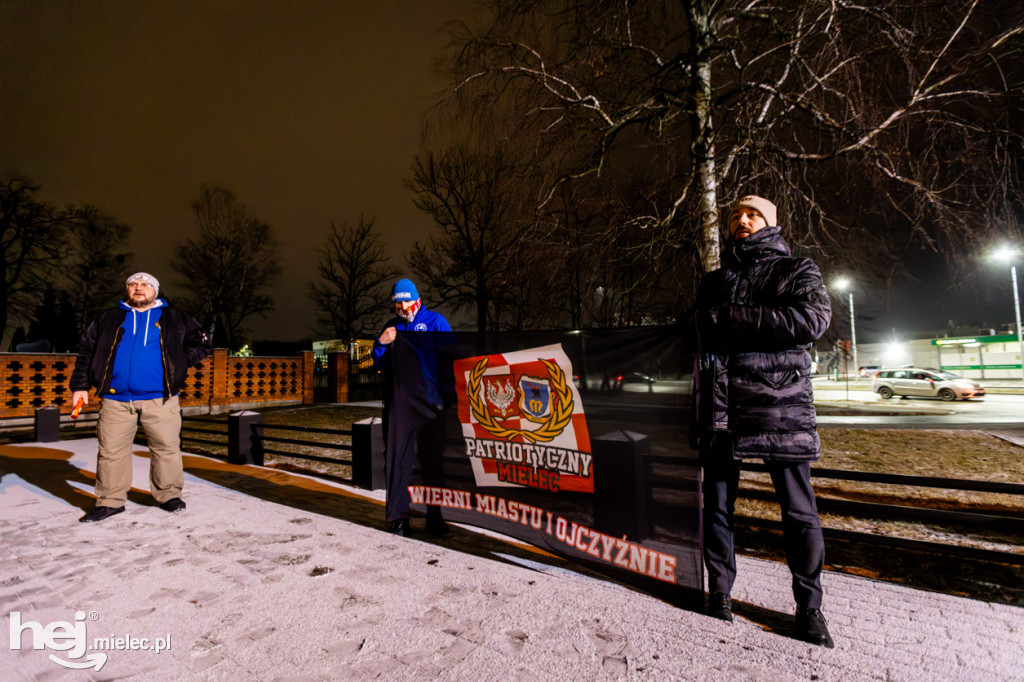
top-left (456, 343), bottom-right (593, 494)
top-left (387, 327), bottom-right (702, 608)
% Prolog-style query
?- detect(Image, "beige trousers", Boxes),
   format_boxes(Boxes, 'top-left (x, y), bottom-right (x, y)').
top-left (94, 395), bottom-right (184, 507)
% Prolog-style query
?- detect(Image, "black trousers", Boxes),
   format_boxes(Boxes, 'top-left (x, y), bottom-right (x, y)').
top-left (702, 444), bottom-right (825, 608)
top-left (382, 402), bottom-right (446, 523)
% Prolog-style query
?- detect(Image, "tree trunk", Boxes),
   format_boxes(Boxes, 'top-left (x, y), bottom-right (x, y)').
top-left (688, 1), bottom-right (720, 274)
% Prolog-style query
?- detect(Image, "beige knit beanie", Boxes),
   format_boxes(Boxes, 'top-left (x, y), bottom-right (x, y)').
top-left (731, 195), bottom-right (777, 226)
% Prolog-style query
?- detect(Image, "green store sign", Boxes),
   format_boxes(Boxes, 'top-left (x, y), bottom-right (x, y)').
top-left (932, 334), bottom-right (1018, 346)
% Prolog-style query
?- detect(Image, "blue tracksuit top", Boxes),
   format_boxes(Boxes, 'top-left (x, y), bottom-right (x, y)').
top-left (372, 307), bottom-right (452, 368)
top-left (372, 308), bottom-right (452, 407)
top-left (107, 299), bottom-right (166, 401)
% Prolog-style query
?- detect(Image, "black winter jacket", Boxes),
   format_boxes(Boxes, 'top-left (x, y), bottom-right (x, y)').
top-left (70, 303), bottom-right (212, 398)
top-left (686, 227), bottom-right (831, 462)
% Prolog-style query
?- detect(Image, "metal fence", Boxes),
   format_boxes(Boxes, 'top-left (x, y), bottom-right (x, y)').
top-left (738, 462), bottom-right (1024, 566)
top-left (252, 422), bottom-right (353, 466)
top-left (179, 415), bottom-right (230, 459)
top-left (179, 414), bottom-right (362, 483)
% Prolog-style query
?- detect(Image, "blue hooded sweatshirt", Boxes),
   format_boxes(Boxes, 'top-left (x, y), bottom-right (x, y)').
top-left (107, 299), bottom-right (166, 401)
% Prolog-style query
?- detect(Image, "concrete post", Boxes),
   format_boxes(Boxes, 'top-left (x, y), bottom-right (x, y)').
top-left (34, 405), bottom-right (61, 442)
top-left (228, 410), bottom-right (263, 466)
top-left (351, 417), bottom-right (385, 490)
top-left (592, 430), bottom-right (651, 541)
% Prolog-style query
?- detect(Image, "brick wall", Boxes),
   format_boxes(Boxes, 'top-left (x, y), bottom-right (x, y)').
top-left (0, 350), bottom-right (315, 419)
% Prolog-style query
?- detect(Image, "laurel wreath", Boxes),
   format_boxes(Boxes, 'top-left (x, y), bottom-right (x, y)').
top-left (467, 357), bottom-right (574, 443)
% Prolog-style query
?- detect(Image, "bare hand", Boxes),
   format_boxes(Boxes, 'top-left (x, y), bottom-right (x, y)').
top-left (71, 390), bottom-right (90, 407)
top-left (378, 327), bottom-right (397, 345)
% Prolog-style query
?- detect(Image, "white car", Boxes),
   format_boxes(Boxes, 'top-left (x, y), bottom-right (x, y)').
top-left (872, 368), bottom-right (985, 401)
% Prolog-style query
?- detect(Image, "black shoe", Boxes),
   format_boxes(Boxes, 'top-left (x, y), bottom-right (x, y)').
top-left (795, 607), bottom-right (835, 648)
top-left (159, 498), bottom-right (186, 513)
top-left (386, 519), bottom-right (410, 536)
top-left (706, 591), bottom-right (733, 622)
top-left (425, 517), bottom-right (450, 536)
top-left (80, 506), bottom-right (125, 523)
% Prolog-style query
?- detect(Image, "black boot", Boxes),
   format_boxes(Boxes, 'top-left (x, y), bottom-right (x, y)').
top-left (80, 506), bottom-right (125, 523)
top-left (425, 516), bottom-right (450, 536)
top-left (706, 592), bottom-right (733, 622)
top-left (386, 518), bottom-right (410, 536)
top-left (159, 498), bottom-right (186, 512)
top-left (795, 607), bottom-right (834, 648)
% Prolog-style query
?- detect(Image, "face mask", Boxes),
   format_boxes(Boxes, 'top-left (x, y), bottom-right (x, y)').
top-left (395, 299), bottom-right (421, 322)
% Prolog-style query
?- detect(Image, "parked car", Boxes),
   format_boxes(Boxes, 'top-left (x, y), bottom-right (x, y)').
top-left (872, 368), bottom-right (985, 401)
top-left (614, 372), bottom-right (657, 391)
top-left (858, 365), bottom-right (883, 378)
top-left (617, 372), bottom-right (656, 384)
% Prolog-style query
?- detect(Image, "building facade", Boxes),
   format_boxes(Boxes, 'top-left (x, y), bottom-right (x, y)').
top-left (853, 333), bottom-right (1023, 380)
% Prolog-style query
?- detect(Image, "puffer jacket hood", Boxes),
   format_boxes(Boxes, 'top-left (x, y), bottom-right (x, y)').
top-left (722, 226), bottom-right (791, 268)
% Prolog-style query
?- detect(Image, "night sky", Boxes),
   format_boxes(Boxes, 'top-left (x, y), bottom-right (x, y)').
top-left (840, 249), bottom-right (1020, 346)
top-left (2, 1), bottom-right (1018, 346)
top-left (1, 0), bottom-right (486, 342)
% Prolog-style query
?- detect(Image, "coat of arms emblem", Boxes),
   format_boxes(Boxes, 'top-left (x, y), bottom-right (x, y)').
top-left (483, 376), bottom-right (516, 418)
top-left (517, 376), bottom-right (551, 422)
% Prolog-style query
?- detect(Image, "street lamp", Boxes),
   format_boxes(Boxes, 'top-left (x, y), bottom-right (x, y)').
top-left (833, 277), bottom-right (858, 377)
top-left (991, 245), bottom-right (1024, 382)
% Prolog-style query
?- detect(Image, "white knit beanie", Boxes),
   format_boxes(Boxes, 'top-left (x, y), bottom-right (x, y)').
top-left (126, 272), bottom-right (160, 296)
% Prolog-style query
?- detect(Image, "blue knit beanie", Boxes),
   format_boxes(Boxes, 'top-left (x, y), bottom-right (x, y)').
top-left (391, 278), bottom-right (419, 302)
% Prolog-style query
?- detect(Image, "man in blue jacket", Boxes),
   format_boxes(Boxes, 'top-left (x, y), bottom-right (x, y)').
top-left (686, 196), bottom-right (834, 647)
top-left (70, 272), bottom-right (211, 523)
top-left (373, 278), bottom-right (452, 536)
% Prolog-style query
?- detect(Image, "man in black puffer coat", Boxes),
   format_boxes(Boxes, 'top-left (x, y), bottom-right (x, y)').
top-left (685, 195), bottom-right (834, 647)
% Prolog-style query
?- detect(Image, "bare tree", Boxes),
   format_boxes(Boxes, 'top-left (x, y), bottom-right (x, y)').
top-left (310, 216), bottom-right (399, 342)
top-left (26, 287), bottom-right (77, 352)
top-left (447, 0), bottom-right (1024, 283)
top-left (0, 176), bottom-right (68, 346)
top-left (172, 185), bottom-right (281, 349)
top-left (538, 178), bottom-right (693, 328)
top-left (63, 205), bottom-right (133, 339)
top-left (407, 144), bottom-right (543, 331)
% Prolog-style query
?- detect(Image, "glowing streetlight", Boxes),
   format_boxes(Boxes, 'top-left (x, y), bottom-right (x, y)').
top-left (883, 340), bottom-right (909, 368)
top-left (991, 245), bottom-right (1024, 382)
top-left (833, 277), bottom-right (857, 377)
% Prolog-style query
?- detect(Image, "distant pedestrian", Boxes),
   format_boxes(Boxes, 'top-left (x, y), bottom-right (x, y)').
top-left (684, 195), bottom-right (835, 647)
top-left (372, 278), bottom-right (452, 537)
top-left (70, 272), bottom-right (212, 522)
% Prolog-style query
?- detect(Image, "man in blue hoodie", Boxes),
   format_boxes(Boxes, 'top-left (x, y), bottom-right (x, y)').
top-left (70, 272), bottom-right (212, 523)
top-left (372, 278), bottom-right (452, 536)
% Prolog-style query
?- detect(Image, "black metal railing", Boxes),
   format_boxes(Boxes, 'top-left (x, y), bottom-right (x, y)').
top-left (250, 422), bottom-right (353, 467)
top-left (181, 415), bottom-right (355, 471)
top-left (738, 461), bottom-right (1024, 566)
top-left (180, 415), bottom-right (230, 459)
